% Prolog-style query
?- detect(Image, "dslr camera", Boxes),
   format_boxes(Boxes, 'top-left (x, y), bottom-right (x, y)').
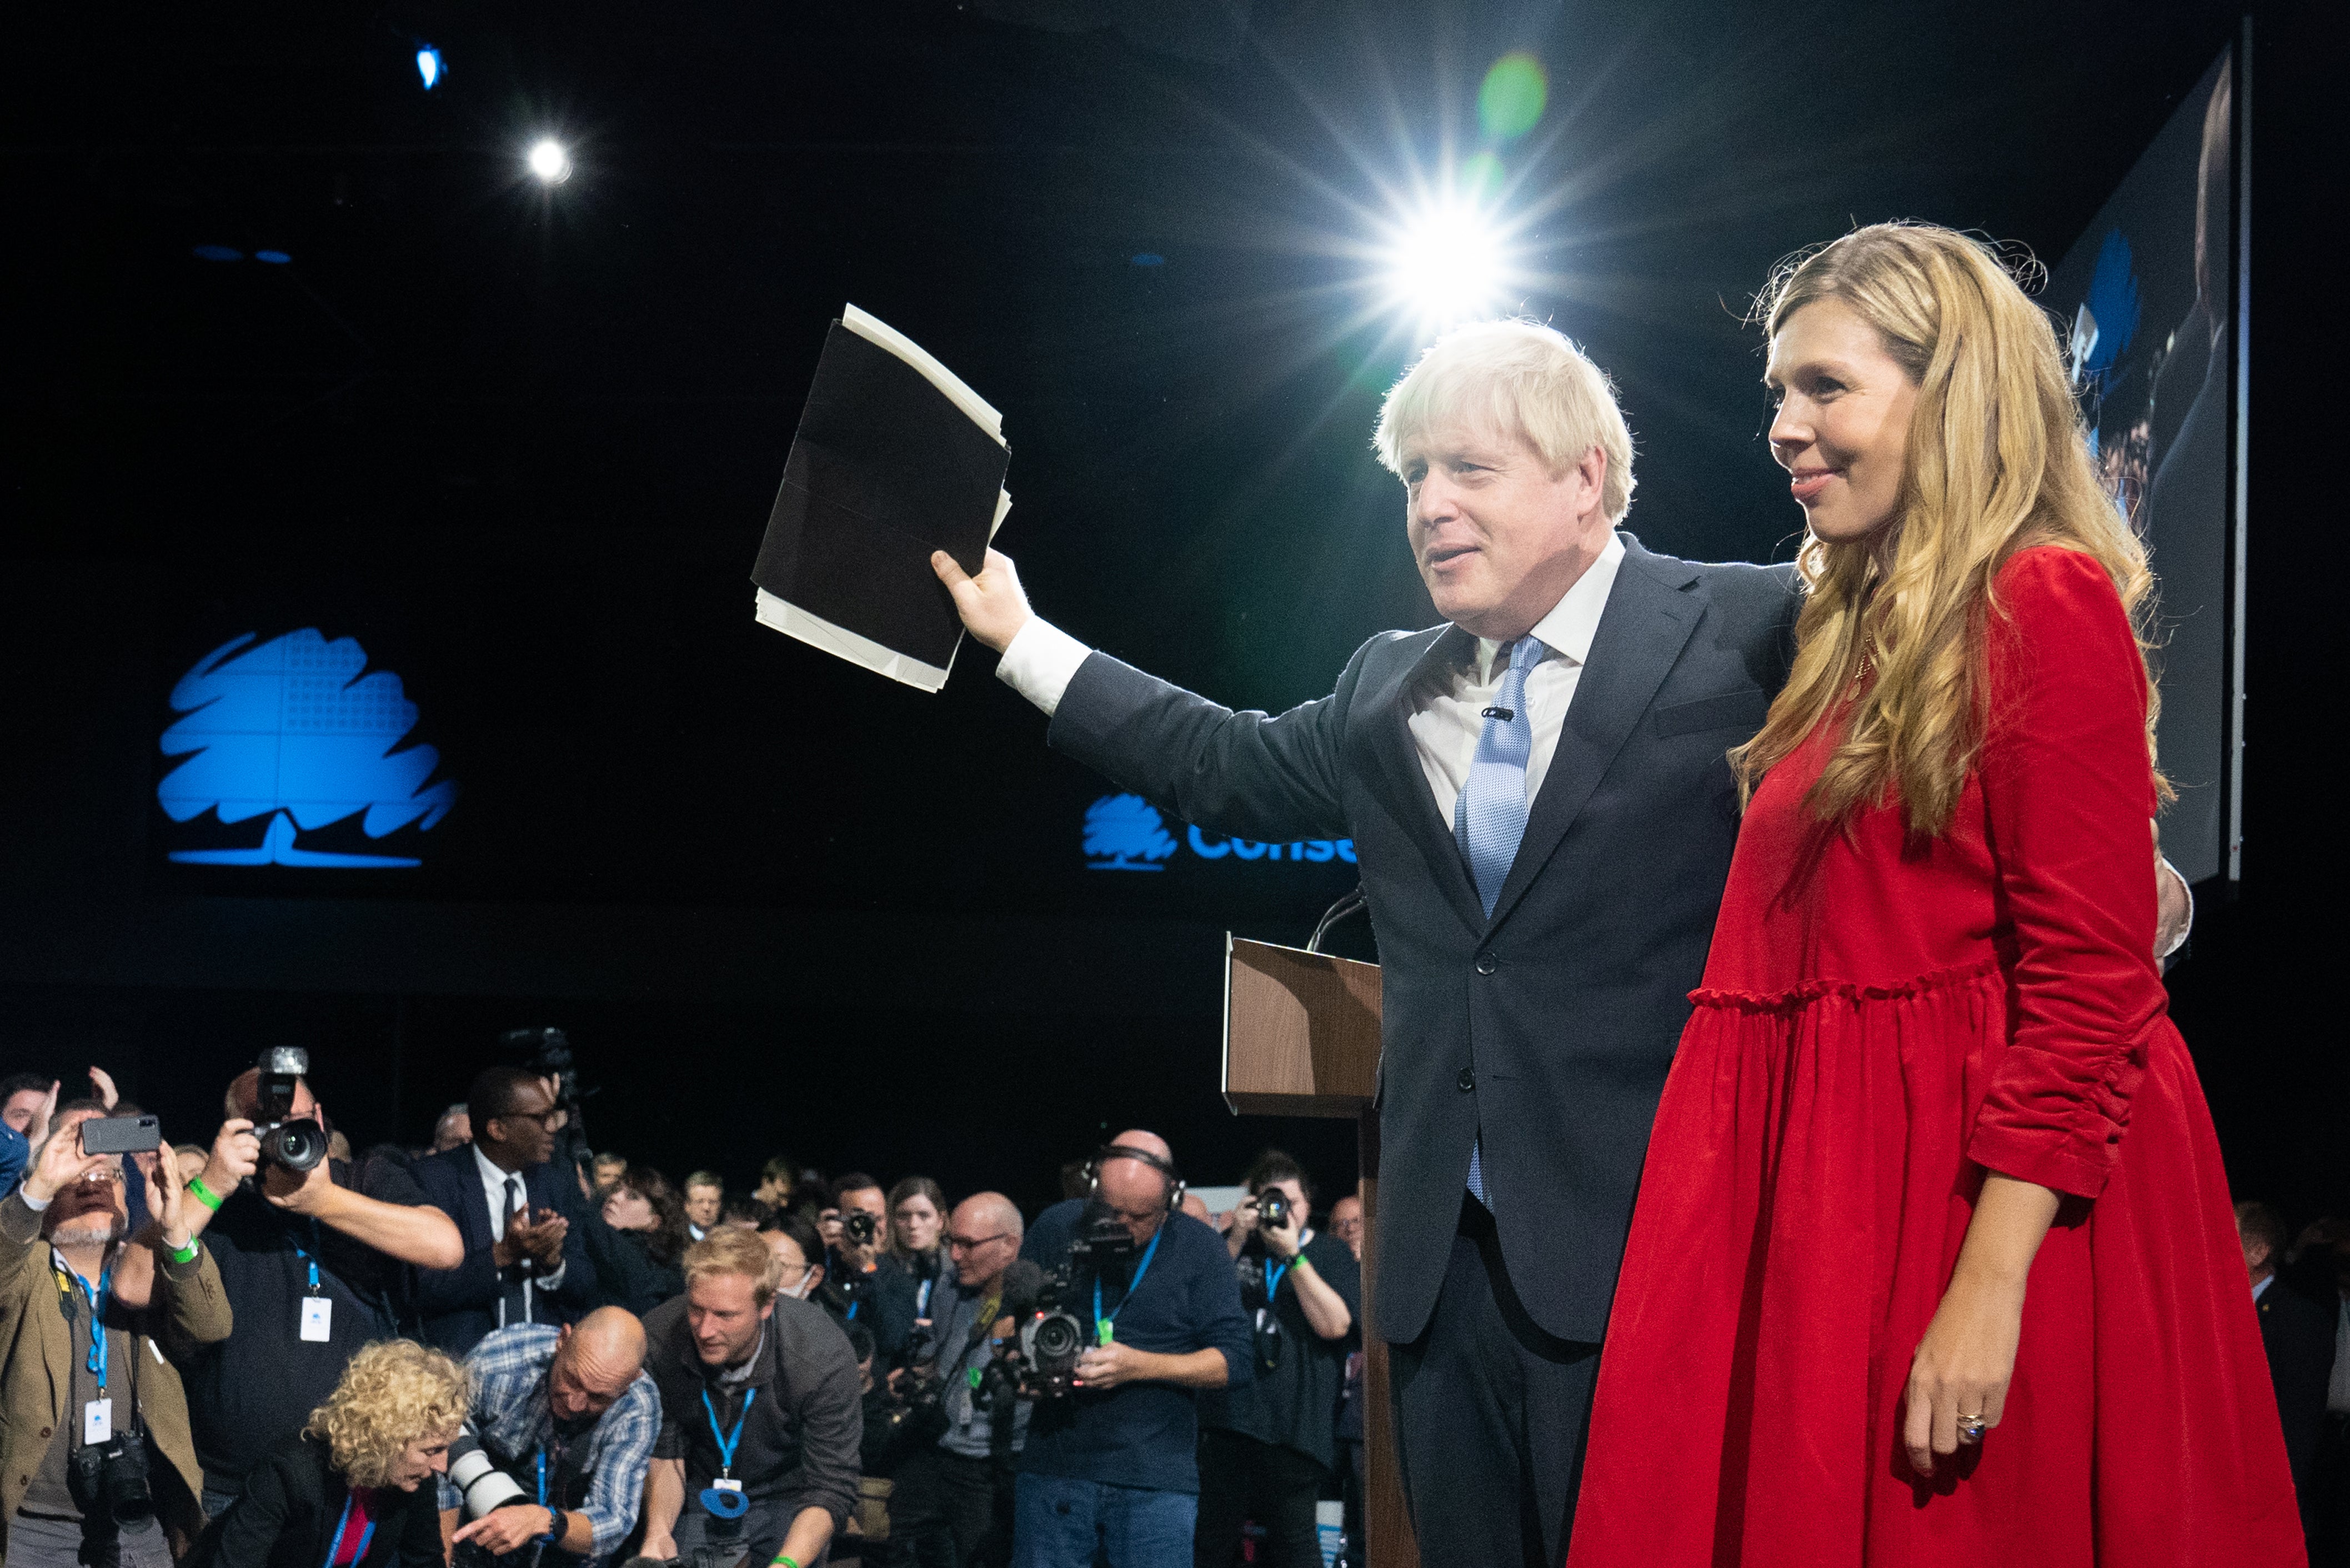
top-left (252, 1047), bottom-right (328, 1173)
top-left (841, 1209), bottom-right (880, 1247)
top-left (1256, 1188), bottom-right (1291, 1231)
top-left (71, 1432), bottom-right (153, 1527)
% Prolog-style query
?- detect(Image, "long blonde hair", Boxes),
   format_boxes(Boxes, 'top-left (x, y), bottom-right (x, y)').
top-left (1730, 222), bottom-right (2166, 834)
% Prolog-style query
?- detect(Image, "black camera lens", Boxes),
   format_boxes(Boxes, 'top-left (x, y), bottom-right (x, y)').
top-left (1258, 1190), bottom-right (1290, 1228)
top-left (843, 1211), bottom-right (878, 1244)
top-left (260, 1119), bottom-right (327, 1173)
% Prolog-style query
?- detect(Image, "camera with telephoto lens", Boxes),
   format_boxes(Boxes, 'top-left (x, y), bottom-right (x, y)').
top-left (447, 1435), bottom-right (529, 1522)
top-left (988, 1204), bottom-right (1139, 1400)
top-left (252, 1047), bottom-right (327, 1173)
top-left (841, 1209), bottom-right (879, 1246)
top-left (71, 1434), bottom-right (153, 1526)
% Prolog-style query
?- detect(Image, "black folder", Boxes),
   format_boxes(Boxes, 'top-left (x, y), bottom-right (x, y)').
top-left (750, 305), bottom-right (1011, 690)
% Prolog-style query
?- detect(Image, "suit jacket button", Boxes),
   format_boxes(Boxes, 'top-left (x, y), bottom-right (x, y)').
top-left (1456, 1069), bottom-right (1475, 1092)
top-left (1475, 951), bottom-right (1498, 975)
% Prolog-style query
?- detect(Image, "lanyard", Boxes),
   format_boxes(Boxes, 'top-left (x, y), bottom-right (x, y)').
top-left (702, 1386), bottom-right (754, 1479)
top-left (290, 1221), bottom-right (324, 1295)
top-left (57, 1259), bottom-right (112, 1389)
top-left (323, 1492), bottom-right (378, 1568)
top-left (1263, 1259), bottom-right (1290, 1303)
top-left (1090, 1228), bottom-right (1163, 1341)
top-left (844, 1298), bottom-right (859, 1322)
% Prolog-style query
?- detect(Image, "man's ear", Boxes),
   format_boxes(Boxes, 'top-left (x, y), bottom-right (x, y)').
top-left (809, 1266), bottom-right (826, 1291)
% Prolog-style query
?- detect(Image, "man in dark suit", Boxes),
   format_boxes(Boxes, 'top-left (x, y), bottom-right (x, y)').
top-left (410, 1065), bottom-right (597, 1355)
top-left (934, 319), bottom-right (1798, 1566)
top-left (2238, 1201), bottom-right (2337, 1541)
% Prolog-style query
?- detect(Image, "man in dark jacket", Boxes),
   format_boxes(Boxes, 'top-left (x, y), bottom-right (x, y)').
top-left (2239, 1201), bottom-right (2336, 1540)
top-left (410, 1067), bottom-right (597, 1356)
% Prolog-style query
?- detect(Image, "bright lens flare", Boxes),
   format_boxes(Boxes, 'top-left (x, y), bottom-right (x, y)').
top-left (527, 139), bottom-right (572, 184)
top-left (1382, 200), bottom-right (1507, 332)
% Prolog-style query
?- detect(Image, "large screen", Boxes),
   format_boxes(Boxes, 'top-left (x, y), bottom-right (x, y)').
top-left (2045, 34), bottom-right (2247, 886)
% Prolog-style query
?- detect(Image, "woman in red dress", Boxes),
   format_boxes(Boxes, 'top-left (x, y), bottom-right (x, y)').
top-left (1565, 223), bottom-right (2304, 1566)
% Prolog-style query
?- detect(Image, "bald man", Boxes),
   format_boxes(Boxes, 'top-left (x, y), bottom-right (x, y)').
top-left (1011, 1131), bottom-right (1254, 1568)
top-left (890, 1193), bottom-right (1031, 1566)
top-left (442, 1307), bottom-right (662, 1566)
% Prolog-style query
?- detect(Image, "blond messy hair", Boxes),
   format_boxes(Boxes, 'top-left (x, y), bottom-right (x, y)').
top-left (1372, 318), bottom-right (1636, 523)
top-left (683, 1226), bottom-right (780, 1305)
top-left (305, 1340), bottom-right (469, 1487)
top-left (1731, 221), bottom-right (2167, 834)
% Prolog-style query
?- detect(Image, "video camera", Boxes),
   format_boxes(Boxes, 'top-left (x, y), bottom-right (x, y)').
top-left (252, 1047), bottom-right (328, 1173)
top-left (976, 1204), bottom-right (1138, 1404)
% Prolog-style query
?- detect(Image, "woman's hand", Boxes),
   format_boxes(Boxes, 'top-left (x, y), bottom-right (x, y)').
top-left (1903, 1272), bottom-right (2025, 1475)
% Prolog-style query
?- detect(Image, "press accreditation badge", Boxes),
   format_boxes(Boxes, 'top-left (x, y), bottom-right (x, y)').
top-left (83, 1398), bottom-right (112, 1445)
top-left (713, 1479), bottom-right (743, 1494)
top-left (300, 1296), bottom-right (333, 1342)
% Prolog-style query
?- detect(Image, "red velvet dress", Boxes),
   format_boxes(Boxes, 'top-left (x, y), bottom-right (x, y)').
top-left (1566, 549), bottom-right (2305, 1566)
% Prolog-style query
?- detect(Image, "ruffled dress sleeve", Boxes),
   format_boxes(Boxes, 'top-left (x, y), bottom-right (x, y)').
top-left (1965, 546), bottom-right (2168, 1200)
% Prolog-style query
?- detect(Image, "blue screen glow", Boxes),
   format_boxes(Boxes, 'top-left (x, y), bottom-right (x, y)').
top-left (157, 629), bottom-right (458, 868)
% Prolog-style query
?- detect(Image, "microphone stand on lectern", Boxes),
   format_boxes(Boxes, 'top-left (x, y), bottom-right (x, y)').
top-left (1221, 888), bottom-right (1417, 1568)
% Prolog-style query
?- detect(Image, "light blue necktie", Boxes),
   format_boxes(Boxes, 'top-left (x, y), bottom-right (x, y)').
top-left (1455, 635), bottom-right (1544, 1207)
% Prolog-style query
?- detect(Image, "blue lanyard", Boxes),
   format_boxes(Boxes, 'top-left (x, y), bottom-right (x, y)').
top-left (1090, 1228), bottom-right (1163, 1339)
top-left (844, 1299), bottom-right (859, 1322)
top-left (323, 1492), bottom-right (377, 1568)
top-left (59, 1261), bottom-right (112, 1389)
top-left (1263, 1259), bottom-right (1290, 1303)
top-left (536, 1450), bottom-right (548, 1505)
top-left (702, 1386), bottom-right (754, 1478)
top-left (290, 1222), bottom-right (323, 1294)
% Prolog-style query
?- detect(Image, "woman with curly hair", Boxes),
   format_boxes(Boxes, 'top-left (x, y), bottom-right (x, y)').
top-left (1567, 223), bottom-right (2303, 1566)
top-left (583, 1164), bottom-right (690, 1315)
top-left (188, 1340), bottom-right (466, 1568)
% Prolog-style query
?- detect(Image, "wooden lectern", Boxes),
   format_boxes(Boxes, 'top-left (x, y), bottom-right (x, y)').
top-left (1221, 935), bottom-right (1418, 1568)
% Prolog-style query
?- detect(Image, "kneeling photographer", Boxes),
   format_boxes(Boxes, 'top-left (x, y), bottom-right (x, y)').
top-left (1195, 1153), bottom-right (1359, 1568)
top-left (1006, 1133), bottom-right (1251, 1568)
top-left (3, 1107), bottom-right (229, 1568)
top-left (169, 1050), bottom-right (465, 1514)
top-left (186, 1340), bottom-right (463, 1568)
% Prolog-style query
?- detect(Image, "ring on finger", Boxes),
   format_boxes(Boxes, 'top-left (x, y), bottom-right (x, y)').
top-left (1955, 1414), bottom-right (1988, 1443)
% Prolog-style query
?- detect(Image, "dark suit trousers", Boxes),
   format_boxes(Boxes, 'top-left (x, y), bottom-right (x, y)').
top-left (1389, 1197), bottom-right (1600, 1568)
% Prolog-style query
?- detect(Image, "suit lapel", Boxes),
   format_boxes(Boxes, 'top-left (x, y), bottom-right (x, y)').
top-left (1358, 625), bottom-right (1487, 934)
top-left (1485, 542), bottom-right (1706, 931)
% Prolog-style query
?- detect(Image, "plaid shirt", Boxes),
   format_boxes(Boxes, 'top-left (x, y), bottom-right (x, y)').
top-left (440, 1324), bottom-right (662, 1564)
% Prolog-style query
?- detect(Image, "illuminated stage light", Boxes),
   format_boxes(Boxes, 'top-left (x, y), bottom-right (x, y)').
top-left (1381, 198), bottom-right (1510, 333)
top-left (527, 139), bottom-right (572, 184)
top-left (416, 46), bottom-right (444, 91)
top-left (254, 250), bottom-right (290, 264)
top-left (192, 244), bottom-right (242, 262)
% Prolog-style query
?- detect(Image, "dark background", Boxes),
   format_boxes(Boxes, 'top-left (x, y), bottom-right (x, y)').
top-left (2, 0), bottom-right (2341, 1221)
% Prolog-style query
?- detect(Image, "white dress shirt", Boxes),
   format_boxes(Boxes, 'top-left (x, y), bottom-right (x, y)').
top-left (473, 1142), bottom-right (566, 1299)
top-left (996, 532), bottom-right (1627, 833)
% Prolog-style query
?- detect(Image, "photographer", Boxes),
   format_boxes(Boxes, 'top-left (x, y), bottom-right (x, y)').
top-left (3, 1113), bottom-right (229, 1568)
top-left (910, 1194), bottom-right (1028, 1568)
top-left (439, 1309), bottom-right (660, 1567)
top-left (1011, 1132), bottom-right (1251, 1568)
top-left (413, 1067), bottom-right (599, 1357)
top-left (1196, 1153), bottom-right (1359, 1568)
top-left (169, 1056), bottom-right (465, 1514)
top-left (828, 1177), bottom-right (915, 1368)
top-left (186, 1340), bottom-right (463, 1568)
top-left (639, 1229), bottom-right (861, 1568)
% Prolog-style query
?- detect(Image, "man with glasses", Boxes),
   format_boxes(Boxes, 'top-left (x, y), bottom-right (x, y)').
top-left (413, 1066), bottom-right (599, 1356)
top-left (1011, 1133), bottom-right (1252, 1568)
top-left (891, 1193), bottom-right (1029, 1568)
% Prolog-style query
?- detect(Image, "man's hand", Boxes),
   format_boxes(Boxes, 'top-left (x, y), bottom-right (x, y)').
top-left (88, 1067), bottom-right (119, 1111)
top-left (261, 1149), bottom-right (335, 1213)
top-left (452, 1505), bottom-right (557, 1557)
top-left (146, 1137), bottom-right (192, 1252)
top-left (23, 1121), bottom-right (112, 1205)
top-left (24, 1081), bottom-right (58, 1150)
top-left (1256, 1203), bottom-right (1301, 1262)
top-left (1072, 1340), bottom-right (1149, 1391)
top-left (203, 1119), bottom-right (261, 1199)
top-left (930, 548), bottom-right (1034, 654)
top-left (639, 1533), bottom-right (677, 1564)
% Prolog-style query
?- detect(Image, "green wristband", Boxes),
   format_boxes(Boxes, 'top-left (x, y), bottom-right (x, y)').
top-left (187, 1175), bottom-right (224, 1212)
top-left (168, 1239), bottom-right (200, 1265)
top-left (771, 1557), bottom-right (801, 1568)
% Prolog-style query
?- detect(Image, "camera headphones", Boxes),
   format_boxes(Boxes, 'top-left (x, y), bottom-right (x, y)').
top-left (1086, 1144), bottom-right (1186, 1215)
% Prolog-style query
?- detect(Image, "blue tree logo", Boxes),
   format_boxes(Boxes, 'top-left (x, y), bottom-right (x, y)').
top-left (1083, 794), bottom-right (1177, 872)
top-left (157, 629), bottom-right (458, 868)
